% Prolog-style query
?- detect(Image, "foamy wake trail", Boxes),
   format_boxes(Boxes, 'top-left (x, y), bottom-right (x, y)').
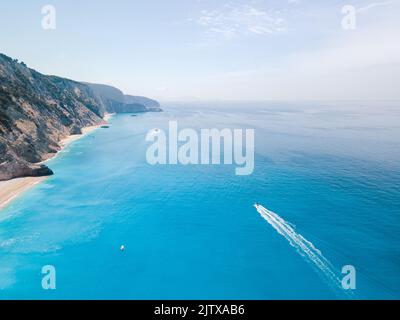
top-left (255, 205), bottom-right (353, 298)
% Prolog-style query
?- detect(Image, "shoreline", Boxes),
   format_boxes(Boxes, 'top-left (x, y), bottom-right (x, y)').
top-left (0, 113), bottom-right (114, 211)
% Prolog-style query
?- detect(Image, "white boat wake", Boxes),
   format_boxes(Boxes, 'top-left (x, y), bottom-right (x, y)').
top-left (254, 204), bottom-right (354, 299)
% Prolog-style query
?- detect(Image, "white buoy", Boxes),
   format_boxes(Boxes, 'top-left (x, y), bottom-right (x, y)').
top-left (120, 245), bottom-right (125, 251)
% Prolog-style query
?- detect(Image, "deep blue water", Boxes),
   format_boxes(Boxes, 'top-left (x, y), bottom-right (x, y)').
top-left (0, 101), bottom-right (399, 299)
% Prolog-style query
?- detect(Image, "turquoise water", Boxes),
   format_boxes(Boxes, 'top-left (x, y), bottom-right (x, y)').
top-left (0, 102), bottom-right (399, 299)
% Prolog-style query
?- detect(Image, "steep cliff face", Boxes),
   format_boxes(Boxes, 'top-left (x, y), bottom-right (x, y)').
top-left (125, 95), bottom-right (162, 111)
top-left (0, 54), bottom-right (109, 180)
top-left (0, 53), bottom-right (162, 181)
top-left (86, 83), bottom-right (162, 113)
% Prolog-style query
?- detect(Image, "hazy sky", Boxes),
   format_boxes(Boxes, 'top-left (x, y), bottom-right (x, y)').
top-left (1, 0), bottom-right (399, 101)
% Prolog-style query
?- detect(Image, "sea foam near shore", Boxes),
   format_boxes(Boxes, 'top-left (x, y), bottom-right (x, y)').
top-left (0, 113), bottom-right (114, 211)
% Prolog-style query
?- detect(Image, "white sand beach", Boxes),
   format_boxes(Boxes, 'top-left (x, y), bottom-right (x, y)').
top-left (0, 113), bottom-right (114, 211)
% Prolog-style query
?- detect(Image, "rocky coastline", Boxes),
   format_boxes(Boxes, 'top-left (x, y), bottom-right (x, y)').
top-left (0, 53), bottom-right (161, 181)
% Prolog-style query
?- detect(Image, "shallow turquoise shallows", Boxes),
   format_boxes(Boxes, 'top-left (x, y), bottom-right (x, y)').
top-left (1, 102), bottom-right (399, 299)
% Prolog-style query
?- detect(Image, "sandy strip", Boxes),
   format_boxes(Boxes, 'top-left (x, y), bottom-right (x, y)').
top-left (0, 177), bottom-right (48, 210)
top-left (58, 113), bottom-right (114, 149)
top-left (58, 125), bottom-right (101, 149)
top-left (0, 113), bottom-right (115, 211)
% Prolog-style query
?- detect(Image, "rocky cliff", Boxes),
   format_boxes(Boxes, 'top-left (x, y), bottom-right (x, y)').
top-left (0, 53), bottom-right (161, 181)
top-left (85, 83), bottom-right (162, 113)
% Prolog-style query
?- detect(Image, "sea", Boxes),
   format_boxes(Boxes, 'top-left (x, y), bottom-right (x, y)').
top-left (0, 101), bottom-right (399, 299)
